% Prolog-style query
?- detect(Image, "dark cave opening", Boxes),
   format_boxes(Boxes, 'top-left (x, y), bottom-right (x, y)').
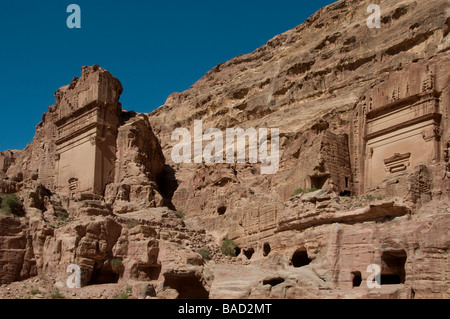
top-left (381, 274), bottom-right (403, 285)
top-left (340, 190), bottom-right (352, 197)
top-left (291, 249), bottom-right (312, 268)
top-left (136, 265), bottom-right (161, 281)
top-left (352, 271), bottom-right (362, 287)
top-left (164, 273), bottom-right (209, 299)
top-left (263, 277), bottom-right (285, 287)
top-left (243, 248), bottom-right (255, 260)
top-left (381, 250), bottom-right (407, 285)
top-left (310, 175), bottom-right (329, 190)
top-left (88, 263), bottom-right (119, 285)
top-left (263, 243), bottom-right (271, 257)
top-left (217, 205), bottom-right (227, 215)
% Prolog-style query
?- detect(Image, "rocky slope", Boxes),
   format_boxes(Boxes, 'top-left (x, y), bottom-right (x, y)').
top-left (0, 0), bottom-right (449, 299)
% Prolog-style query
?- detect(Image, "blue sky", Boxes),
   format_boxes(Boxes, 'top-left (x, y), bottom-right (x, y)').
top-left (0, 0), bottom-right (335, 151)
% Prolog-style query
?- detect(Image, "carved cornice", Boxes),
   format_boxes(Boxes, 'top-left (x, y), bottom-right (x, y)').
top-left (55, 122), bottom-right (98, 146)
top-left (365, 113), bottom-right (441, 141)
top-left (366, 90), bottom-right (439, 120)
top-left (384, 153), bottom-right (411, 173)
top-left (54, 102), bottom-right (99, 127)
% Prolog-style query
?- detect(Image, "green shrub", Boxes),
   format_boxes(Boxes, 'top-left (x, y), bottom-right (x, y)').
top-left (115, 290), bottom-right (130, 299)
top-left (53, 210), bottom-right (74, 229)
top-left (176, 210), bottom-right (185, 219)
top-left (110, 258), bottom-right (123, 274)
top-left (50, 289), bottom-right (65, 299)
top-left (366, 194), bottom-right (374, 201)
top-left (125, 219), bottom-right (140, 229)
top-left (29, 289), bottom-right (40, 295)
top-left (0, 194), bottom-right (23, 216)
top-left (221, 239), bottom-right (237, 257)
top-left (290, 188), bottom-right (320, 197)
top-left (116, 292), bottom-right (129, 299)
top-left (197, 248), bottom-right (211, 261)
top-left (291, 188), bottom-right (306, 197)
top-left (59, 210), bottom-right (69, 221)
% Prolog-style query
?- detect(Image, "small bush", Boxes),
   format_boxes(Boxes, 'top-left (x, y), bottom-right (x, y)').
top-left (291, 188), bottom-right (319, 197)
top-left (110, 258), bottom-right (123, 274)
top-left (115, 288), bottom-right (131, 299)
top-left (0, 194), bottom-right (23, 216)
top-left (176, 210), bottom-right (185, 219)
top-left (366, 194), bottom-right (374, 201)
top-left (291, 188), bottom-right (306, 197)
top-left (116, 292), bottom-right (129, 299)
top-left (221, 239), bottom-right (237, 257)
top-left (53, 211), bottom-right (74, 229)
top-left (125, 219), bottom-right (140, 229)
top-left (50, 289), bottom-right (65, 299)
top-left (197, 248), bottom-right (211, 261)
top-left (29, 289), bottom-right (40, 295)
top-left (58, 210), bottom-right (69, 221)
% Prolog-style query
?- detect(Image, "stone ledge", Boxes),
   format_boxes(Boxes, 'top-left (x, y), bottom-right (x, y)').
top-left (277, 201), bottom-right (410, 232)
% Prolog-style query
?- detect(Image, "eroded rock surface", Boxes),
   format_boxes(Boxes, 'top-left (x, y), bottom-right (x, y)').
top-left (1, 0), bottom-right (449, 299)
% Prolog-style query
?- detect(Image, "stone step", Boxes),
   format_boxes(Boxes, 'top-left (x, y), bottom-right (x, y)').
top-left (79, 207), bottom-right (112, 217)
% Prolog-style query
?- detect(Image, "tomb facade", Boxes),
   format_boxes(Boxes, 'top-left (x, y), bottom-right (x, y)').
top-left (52, 65), bottom-right (123, 197)
top-left (350, 60), bottom-right (450, 194)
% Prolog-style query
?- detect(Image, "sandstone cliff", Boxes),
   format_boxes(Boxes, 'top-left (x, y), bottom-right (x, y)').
top-left (0, 0), bottom-right (449, 299)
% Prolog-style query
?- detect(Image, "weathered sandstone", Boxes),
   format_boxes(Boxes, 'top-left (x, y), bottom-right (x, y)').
top-left (0, 0), bottom-right (449, 299)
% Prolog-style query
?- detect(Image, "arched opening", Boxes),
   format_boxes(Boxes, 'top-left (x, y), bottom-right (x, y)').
top-left (234, 247), bottom-right (241, 257)
top-left (134, 265), bottom-right (161, 281)
top-left (310, 175), bottom-right (329, 190)
top-left (352, 271), bottom-right (362, 287)
top-left (340, 190), bottom-right (352, 197)
top-left (163, 273), bottom-right (209, 299)
top-left (88, 261), bottom-right (119, 285)
top-left (381, 250), bottom-right (407, 285)
top-left (291, 249), bottom-right (312, 268)
top-left (263, 243), bottom-right (271, 257)
top-left (243, 248), bottom-right (254, 260)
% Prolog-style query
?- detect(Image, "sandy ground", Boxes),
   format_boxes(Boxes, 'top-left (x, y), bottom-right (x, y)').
top-left (0, 275), bottom-right (138, 299)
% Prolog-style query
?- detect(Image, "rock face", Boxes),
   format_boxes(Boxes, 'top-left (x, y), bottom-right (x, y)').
top-left (105, 112), bottom-right (166, 213)
top-left (0, 66), bottom-right (213, 298)
top-left (0, 217), bottom-right (36, 284)
top-left (147, 0), bottom-right (450, 298)
top-left (0, 0), bottom-right (449, 299)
